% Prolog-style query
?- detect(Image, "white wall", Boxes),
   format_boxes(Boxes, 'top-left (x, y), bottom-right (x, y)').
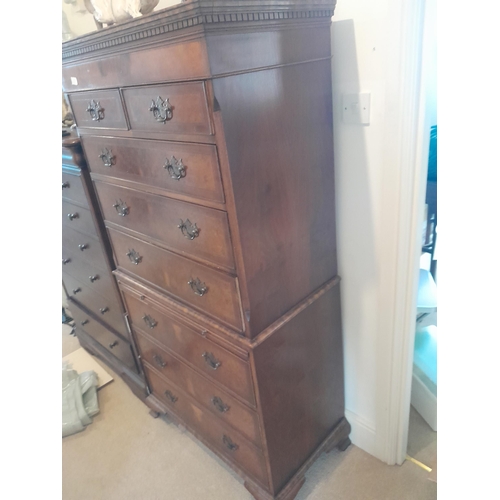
top-left (331, 0), bottom-right (434, 459)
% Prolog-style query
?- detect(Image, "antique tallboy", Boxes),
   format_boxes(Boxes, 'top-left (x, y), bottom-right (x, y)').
top-left (62, 1), bottom-right (350, 499)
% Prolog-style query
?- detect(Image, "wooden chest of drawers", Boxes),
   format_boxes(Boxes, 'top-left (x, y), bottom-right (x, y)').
top-left (62, 2), bottom-right (349, 499)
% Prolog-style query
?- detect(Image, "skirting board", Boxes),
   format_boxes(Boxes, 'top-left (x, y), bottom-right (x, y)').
top-left (410, 373), bottom-right (437, 431)
top-left (345, 409), bottom-right (377, 458)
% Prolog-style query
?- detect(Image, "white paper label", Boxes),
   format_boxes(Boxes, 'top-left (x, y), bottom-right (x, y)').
top-left (70, 77), bottom-right (78, 85)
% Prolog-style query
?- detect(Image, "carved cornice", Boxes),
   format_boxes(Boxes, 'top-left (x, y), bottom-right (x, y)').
top-left (62, 0), bottom-right (336, 61)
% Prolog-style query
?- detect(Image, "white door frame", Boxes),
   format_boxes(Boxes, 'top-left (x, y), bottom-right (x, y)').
top-left (374, 0), bottom-right (434, 465)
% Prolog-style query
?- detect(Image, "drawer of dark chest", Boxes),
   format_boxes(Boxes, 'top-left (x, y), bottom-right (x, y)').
top-left (62, 171), bottom-right (89, 208)
top-left (121, 288), bottom-right (255, 406)
top-left (81, 136), bottom-right (224, 205)
top-left (144, 364), bottom-right (268, 488)
top-left (62, 200), bottom-right (97, 237)
top-left (62, 251), bottom-right (115, 294)
top-left (108, 227), bottom-right (243, 332)
top-left (69, 303), bottom-right (136, 370)
top-left (62, 225), bottom-right (108, 271)
top-left (63, 273), bottom-right (126, 336)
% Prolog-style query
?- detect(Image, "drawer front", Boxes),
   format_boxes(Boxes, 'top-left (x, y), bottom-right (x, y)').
top-left (62, 171), bottom-right (88, 208)
top-left (62, 225), bottom-right (108, 271)
top-left (68, 90), bottom-right (128, 130)
top-left (137, 333), bottom-right (261, 447)
top-left (62, 252), bottom-right (115, 295)
top-left (122, 289), bottom-right (255, 406)
top-left (144, 364), bottom-right (268, 487)
top-left (109, 228), bottom-right (243, 331)
top-left (63, 273), bottom-right (125, 335)
top-left (62, 200), bottom-right (97, 237)
top-left (82, 136), bottom-right (224, 205)
top-left (95, 181), bottom-right (235, 270)
top-left (69, 304), bottom-right (135, 369)
top-left (122, 82), bottom-right (212, 136)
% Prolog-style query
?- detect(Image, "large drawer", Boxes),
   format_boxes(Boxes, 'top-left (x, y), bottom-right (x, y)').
top-left (122, 82), bottom-right (212, 137)
top-left (62, 170), bottom-right (89, 208)
top-left (63, 273), bottom-right (125, 335)
top-left (108, 228), bottom-right (243, 332)
top-left (68, 90), bottom-right (128, 130)
top-left (81, 136), bottom-right (225, 205)
top-left (144, 364), bottom-right (268, 488)
top-left (121, 288), bottom-right (255, 406)
top-left (94, 181), bottom-right (235, 271)
top-left (137, 332), bottom-right (261, 447)
top-left (62, 225), bottom-right (108, 271)
top-left (69, 303), bottom-right (136, 370)
top-left (62, 200), bottom-right (97, 237)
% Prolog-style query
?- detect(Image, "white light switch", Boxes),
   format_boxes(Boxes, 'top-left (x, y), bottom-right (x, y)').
top-left (342, 93), bottom-right (371, 125)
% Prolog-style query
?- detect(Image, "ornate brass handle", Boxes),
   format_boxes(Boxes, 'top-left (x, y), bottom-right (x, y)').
top-left (62, 258), bottom-right (71, 265)
top-left (81, 319), bottom-right (89, 326)
top-left (113, 199), bottom-right (129, 217)
top-left (109, 340), bottom-right (118, 348)
top-left (99, 307), bottom-right (109, 314)
top-left (153, 354), bottom-right (167, 368)
top-left (142, 314), bottom-right (157, 329)
top-left (211, 396), bottom-right (229, 413)
top-left (202, 352), bottom-right (221, 370)
top-left (126, 249), bottom-right (142, 265)
top-left (72, 288), bottom-right (81, 294)
top-left (178, 219), bottom-right (199, 240)
top-left (99, 148), bottom-right (115, 167)
top-left (62, 181), bottom-right (70, 189)
top-left (86, 100), bottom-right (104, 121)
top-left (78, 243), bottom-right (88, 251)
top-left (164, 390), bottom-right (178, 403)
top-left (164, 156), bottom-right (186, 181)
top-left (222, 435), bottom-right (239, 451)
top-left (89, 275), bottom-right (99, 283)
top-left (67, 213), bottom-right (79, 221)
top-left (188, 278), bottom-right (207, 297)
top-left (150, 96), bottom-right (173, 123)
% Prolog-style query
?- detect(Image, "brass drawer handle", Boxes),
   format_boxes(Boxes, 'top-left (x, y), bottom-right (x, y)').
top-left (78, 243), bottom-right (88, 251)
top-left (99, 307), bottom-right (109, 314)
top-left (164, 390), bottom-right (178, 403)
top-left (72, 287), bottom-right (81, 294)
top-left (86, 99), bottom-right (104, 122)
top-left (99, 148), bottom-right (115, 167)
top-left (211, 396), bottom-right (229, 413)
top-left (164, 156), bottom-right (186, 181)
top-left (222, 435), bottom-right (239, 452)
top-left (81, 319), bottom-right (89, 326)
top-left (62, 181), bottom-right (70, 189)
top-left (178, 219), bottom-right (199, 240)
top-left (150, 96), bottom-right (173, 123)
top-left (89, 275), bottom-right (99, 283)
top-left (67, 212), bottom-right (79, 221)
top-left (62, 258), bottom-right (71, 265)
top-left (126, 249), bottom-right (142, 265)
top-left (113, 199), bottom-right (129, 217)
top-left (142, 314), bottom-right (157, 329)
top-left (188, 278), bottom-right (207, 297)
top-left (153, 354), bottom-right (167, 368)
top-left (109, 340), bottom-right (118, 348)
top-left (202, 352), bottom-right (221, 370)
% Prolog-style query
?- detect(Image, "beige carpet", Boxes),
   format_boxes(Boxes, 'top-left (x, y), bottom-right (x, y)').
top-left (62, 327), bottom-right (437, 500)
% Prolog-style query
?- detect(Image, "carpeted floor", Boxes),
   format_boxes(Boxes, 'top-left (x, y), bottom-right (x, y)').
top-left (62, 325), bottom-right (437, 500)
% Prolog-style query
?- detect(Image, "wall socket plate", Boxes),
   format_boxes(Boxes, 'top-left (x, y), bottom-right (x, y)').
top-left (342, 93), bottom-right (371, 125)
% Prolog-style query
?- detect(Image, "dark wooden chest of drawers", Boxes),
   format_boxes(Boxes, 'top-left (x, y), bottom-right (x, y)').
top-left (62, 2), bottom-right (349, 499)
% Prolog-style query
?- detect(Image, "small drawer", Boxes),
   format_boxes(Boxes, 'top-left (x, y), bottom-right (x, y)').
top-left (62, 200), bottom-right (97, 237)
top-left (62, 171), bottom-right (88, 208)
top-left (94, 181), bottom-right (235, 271)
top-left (69, 303), bottom-right (136, 370)
top-left (68, 90), bottom-right (128, 130)
top-left (122, 82), bottom-right (212, 137)
top-left (62, 225), bottom-right (109, 271)
top-left (81, 136), bottom-right (225, 205)
top-left (137, 334), bottom-right (261, 447)
top-left (62, 253), bottom-right (115, 295)
top-left (63, 273), bottom-right (125, 335)
top-left (144, 364), bottom-right (268, 488)
top-left (108, 228), bottom-right (243, 332)
top-left (121, 288), bottom-right (255, 406)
